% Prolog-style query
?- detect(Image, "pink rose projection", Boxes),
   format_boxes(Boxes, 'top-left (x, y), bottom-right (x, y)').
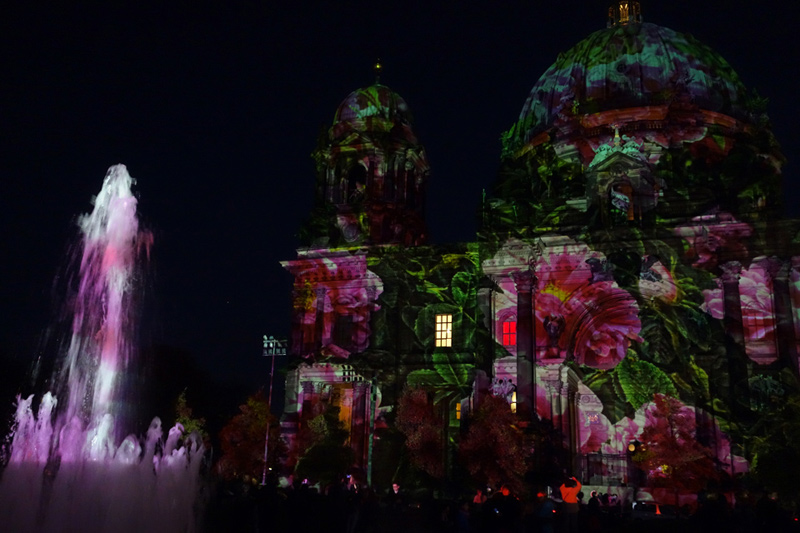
top-left (534, 383), bottom-right (565, 425)
top-left (602, 415), bottom-right (643, 455)
top-left (486, 239), bottom-right (641, 369)
top-left (594, 395), bottom-right (747, 473)
top-left (289, 254), bottom-right (383, 357)
top-left (641, 395), bottom-right (748, 474)
top-left (701, 259), bottom-right (777, 364)
top-left (525, 383), bottom-right (609, 454)
top-left (579, 410), bottom-right (612, 454)
top-left (534, 242), bottom-right (642, 369)
top-left (674, 212), bottom-right (752, 270)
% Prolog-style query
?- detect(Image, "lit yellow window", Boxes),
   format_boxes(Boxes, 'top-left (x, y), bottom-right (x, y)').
top-left (435, 314), bottom-right (453, 347)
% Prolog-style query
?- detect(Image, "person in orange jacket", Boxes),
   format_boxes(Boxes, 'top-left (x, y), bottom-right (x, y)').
top-left (559, 476), bottom-right (582, 532)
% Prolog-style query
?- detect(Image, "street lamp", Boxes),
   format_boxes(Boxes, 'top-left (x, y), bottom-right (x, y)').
top-left (261, 335), bottom-right (287, 485)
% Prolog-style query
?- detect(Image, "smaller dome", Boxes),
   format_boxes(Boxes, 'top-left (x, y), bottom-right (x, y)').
top-left (333, 84), bottom-right (412, 126)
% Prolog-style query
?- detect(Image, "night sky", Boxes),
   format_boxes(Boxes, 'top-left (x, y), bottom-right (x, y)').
top-left (2, 1), bottom-right (798, 403)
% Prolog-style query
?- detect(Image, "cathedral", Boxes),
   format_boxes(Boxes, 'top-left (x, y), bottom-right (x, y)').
top-left (277, 1), bottom-right (799, 497)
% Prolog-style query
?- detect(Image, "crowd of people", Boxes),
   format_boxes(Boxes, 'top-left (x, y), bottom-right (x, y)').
top-left (204, 475), bottom-right (800, 533)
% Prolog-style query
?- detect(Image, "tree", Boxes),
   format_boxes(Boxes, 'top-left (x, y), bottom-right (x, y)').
top-left (458, 394), bottom-right (531, 494)
top-left (215, 391), bottom-right (282, 481)
top-left (633, 394), bottom-right (718, 500)
top-left (395, 386), bottom-right (445, 479)
top-left (293, 401), bottom-right (353, 487)
top-left (747, 384), bottom-right (800, 501)
top-left (174, 388), bottom-right (209, 448)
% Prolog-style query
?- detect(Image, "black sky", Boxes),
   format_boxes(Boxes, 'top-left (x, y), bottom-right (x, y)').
top-left (1, 1), bottom-right (798, 395)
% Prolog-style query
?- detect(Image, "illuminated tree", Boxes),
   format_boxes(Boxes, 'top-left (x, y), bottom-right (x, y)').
top-left (293, 402), bottom-right (353, 487)
top-left (458, 394), bottom-right (530, 494)
top-left (396, 387), bottom-right (444, 479)
top-left (174, 388), bottom-right (209, 448)
top-left (632, 394), bottom-right (718, 499)
top-left (216, 391), bottom-right (282, 481)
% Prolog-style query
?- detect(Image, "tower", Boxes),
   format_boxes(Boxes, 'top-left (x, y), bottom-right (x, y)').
top-left (302, 69), bottom-right (429, 248)
top-left (281, 74), bottom-right (434, 483)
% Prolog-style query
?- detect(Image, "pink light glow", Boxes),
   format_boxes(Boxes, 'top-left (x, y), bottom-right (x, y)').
top-left (61, 165), bottom-right (149, 431)
top-left (0, 166), bottom-right (202, 532)
top-left (702, 259), bottom-right (777, 364)
top-left (533, 242), bottom-right (641, 369)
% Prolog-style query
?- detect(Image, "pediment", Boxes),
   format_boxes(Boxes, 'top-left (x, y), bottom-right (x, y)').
top-left (589, 150), bottom-right (648, 173)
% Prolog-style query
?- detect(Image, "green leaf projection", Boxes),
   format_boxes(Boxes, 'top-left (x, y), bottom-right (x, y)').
top-left (369, 245), bottom-right (482, 394)
top-left (615, 356), bottom-right (678, 410)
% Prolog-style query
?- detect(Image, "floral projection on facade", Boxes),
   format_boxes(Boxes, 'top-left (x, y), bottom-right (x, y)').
top-left (278, 3), bottom-right (800, 500)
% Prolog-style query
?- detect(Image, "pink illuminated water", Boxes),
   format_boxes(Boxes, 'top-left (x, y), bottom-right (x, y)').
top-left (0, 165), bottom-right (203, 532)
top-left (64, 164), bottom-right (143, 433)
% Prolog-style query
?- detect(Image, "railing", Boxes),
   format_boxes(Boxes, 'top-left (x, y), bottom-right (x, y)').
top-left (578, 453), bottom-right (634, 486)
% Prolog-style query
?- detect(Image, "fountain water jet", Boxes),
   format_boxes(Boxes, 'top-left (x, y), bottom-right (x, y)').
top-left (0, 165), bottom-right (204, 533)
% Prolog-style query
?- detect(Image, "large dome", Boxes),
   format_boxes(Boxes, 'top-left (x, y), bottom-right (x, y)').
top-left (515, 22), bottom-right (751, 144)
top-left (490, 11), bottom-right (784, 234)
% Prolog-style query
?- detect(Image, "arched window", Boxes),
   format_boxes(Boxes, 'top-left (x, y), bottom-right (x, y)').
top-left (334, 314), bottom-right (354, 351)
top-left (610, 182), bottom-right (634, 222)
top-left (348, 164), bottom-right (367, 201)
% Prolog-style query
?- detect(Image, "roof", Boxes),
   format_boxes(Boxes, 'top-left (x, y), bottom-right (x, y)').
top-left (333, 84), bottom-right (412, 126)
top-left (514, 22), bottom-right (751, 144)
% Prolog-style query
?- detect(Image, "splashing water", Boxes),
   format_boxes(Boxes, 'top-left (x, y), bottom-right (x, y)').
top-left (64, 164), bottom-right (142, 436)
top-left (0, 165), bottom-right (203, 532)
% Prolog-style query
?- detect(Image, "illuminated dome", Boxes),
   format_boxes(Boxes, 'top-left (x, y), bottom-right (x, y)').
top-left (490, 4), bottom-right (784, 234)
top-left (513, 21), bottom-right (751, 145)
top-left (306, 74), bottom-right (430, 248)
top-left (333, 84), bottom-right (412, 127)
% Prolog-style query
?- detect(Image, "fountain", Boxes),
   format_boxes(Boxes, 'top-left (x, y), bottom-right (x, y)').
top-left (0, 165), bottom-right (204, 532)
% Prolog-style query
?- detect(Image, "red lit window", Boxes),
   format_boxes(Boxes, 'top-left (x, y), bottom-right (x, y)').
top-left (502, 320), bottom-right (517, 346)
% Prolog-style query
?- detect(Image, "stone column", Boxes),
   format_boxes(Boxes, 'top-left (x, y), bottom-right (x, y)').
top-left (314, 287), bottom-right (327, 350)
top-left (351, 381), bottom-right (370, 473)
top-left (477, 276), bottom-right (497, 365)
top-left (513, 270), bottom-right (536, 420)
top-left (764, 259), bottom-right (798, 372)
top-left (721, 261), bottom-right (749, 410)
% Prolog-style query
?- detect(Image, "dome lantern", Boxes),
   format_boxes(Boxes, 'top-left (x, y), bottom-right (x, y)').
top-left (608, 1), bottom-right (642, 27)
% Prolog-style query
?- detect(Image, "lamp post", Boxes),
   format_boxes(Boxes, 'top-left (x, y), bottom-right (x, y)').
top-left (261, 335), bottom-right (287, 486)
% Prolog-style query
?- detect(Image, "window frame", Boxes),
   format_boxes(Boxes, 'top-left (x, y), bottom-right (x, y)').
top-left (435, 313), bottom-right (453, 347)
top-left (501, 319), bottom-right (517, 347)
